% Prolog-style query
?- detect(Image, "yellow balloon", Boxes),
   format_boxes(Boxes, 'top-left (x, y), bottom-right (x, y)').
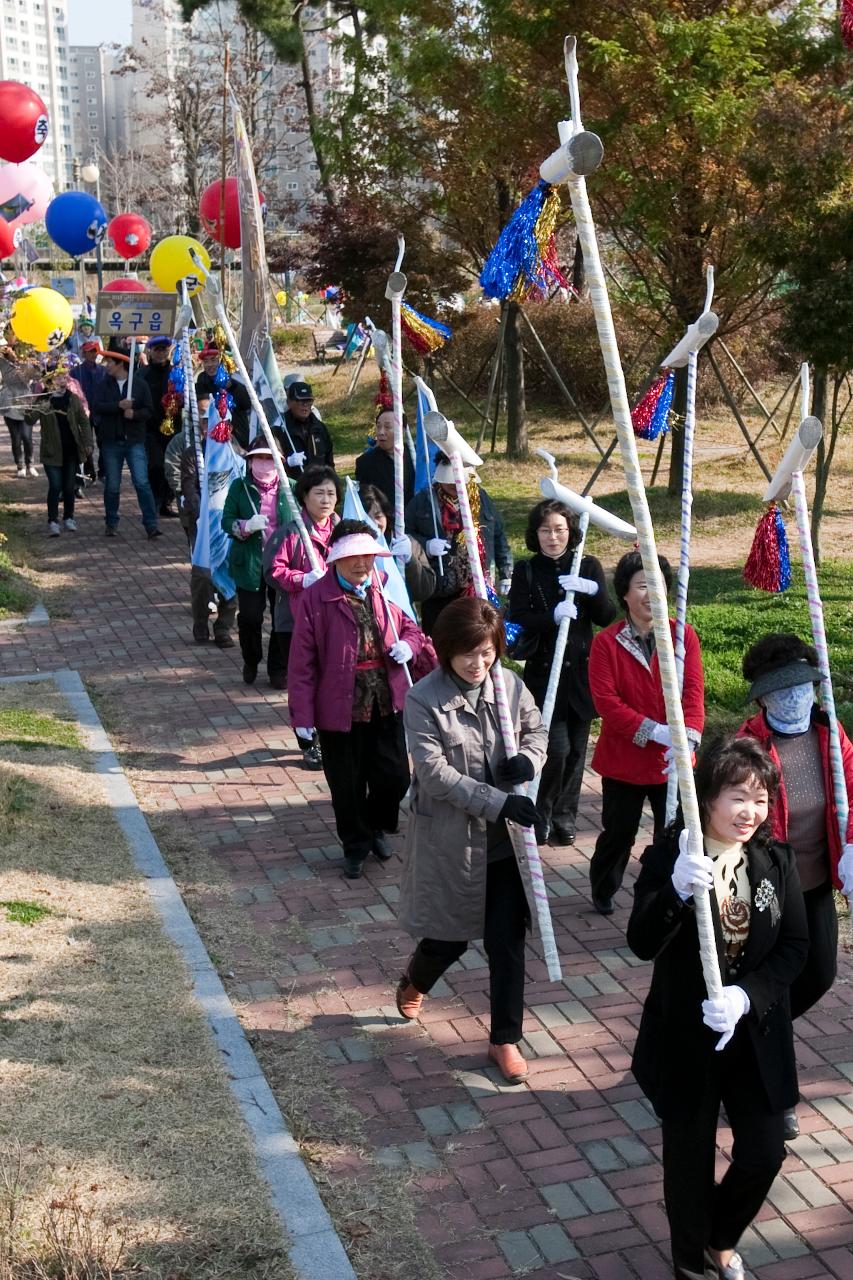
top-left (276, 290), bottom-right (287, 306)
top-left (10, 287), bottom-right (73, 352)
top-left (149, 235), bottom-right (211, 297)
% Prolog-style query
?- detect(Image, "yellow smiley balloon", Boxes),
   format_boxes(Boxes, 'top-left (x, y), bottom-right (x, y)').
top-left (10, 287), bottom-right (74, 351)
top-left (149, 235), bottom-right (211, 297)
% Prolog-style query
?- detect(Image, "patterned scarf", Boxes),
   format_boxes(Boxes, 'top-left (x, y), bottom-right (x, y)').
top-left (437, 480), bottom-right (489, 596)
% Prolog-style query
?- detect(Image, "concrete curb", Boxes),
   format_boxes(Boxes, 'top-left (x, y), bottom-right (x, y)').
top-left (0, 668), bottom-right (356, 1280)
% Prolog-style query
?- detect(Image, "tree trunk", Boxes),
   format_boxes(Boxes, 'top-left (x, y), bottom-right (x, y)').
top-left (666, 364), bottom-right (689, 495)
top-left (298, 25), bottom-right (336, 207)
top-left (504, 300), bottom-right (528, 458)
top-left (810, 366), bottom-right (830, 566)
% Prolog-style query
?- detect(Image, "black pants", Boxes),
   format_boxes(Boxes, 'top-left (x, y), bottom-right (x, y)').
top-left (790, 879), bottom-right (838, 1021)
top-left (5, 417), bottom-right (33, 468)
top-left (236, 584), bottom-right (286, 677)
top-left (661, 1034), bottom-right (786, 1279)
top-left (590, 776), bottom-right (668, 901)
top-left (44, 456), bottom-right (78, 522)
top-left (538, 713), bottom-right (591, 835)
top-left (146, 432), bottom-right (173, 513)
top-left (408, 855), bottom-right (529, 1044)
top-left (318, 708), bottom-right (410, 861)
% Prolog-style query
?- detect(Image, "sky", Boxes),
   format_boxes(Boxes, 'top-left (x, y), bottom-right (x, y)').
top-left (67, 0), bottom-right (132, 47)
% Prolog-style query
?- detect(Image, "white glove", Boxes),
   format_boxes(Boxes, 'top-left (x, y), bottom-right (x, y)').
top-left (244, 512), bottom-right (268, 535)
top-left (671, 828), bottom-right (714, 902)
top-left (426, 537), bottom-right (451, 558)
top-left (839, 842), bottom-right (853, 898)
top-left (499, 579), bottom-right (512, 595)
top-left (286, 450), bottom-right (306, 468)
top-left (390, 534), bottom-right (412, 563)
top-left (558, 573), bottom-right (599, 597)
top-left (661, 745), bottom-right (676, 777)
top-left (702, 985), bottom-right (750, 1051)
top-left (649, 722), bottom-right (672, 748)
top-left (302, 568), bottom-right (324, 589)
top-left (553, 600), bottom-right (578, 625)
top-left (294, 726), bottom-right (315, 741)
top-left (389, 640), bottom-right (413, 664)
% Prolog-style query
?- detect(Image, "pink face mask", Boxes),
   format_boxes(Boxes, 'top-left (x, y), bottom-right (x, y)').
top-left (251, 458), bottom-right (277, 484)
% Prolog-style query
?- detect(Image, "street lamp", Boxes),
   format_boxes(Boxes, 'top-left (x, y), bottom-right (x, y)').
top-left (80, 160), bottom-right (103, 291)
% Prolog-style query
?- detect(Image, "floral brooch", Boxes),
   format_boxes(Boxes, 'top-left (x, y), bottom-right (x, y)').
top-left (754, 878), bottom-right (780, 926)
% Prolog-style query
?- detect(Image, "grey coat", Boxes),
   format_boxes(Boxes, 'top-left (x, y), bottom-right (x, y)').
top-left (399, 666), bottom-right (549, 941)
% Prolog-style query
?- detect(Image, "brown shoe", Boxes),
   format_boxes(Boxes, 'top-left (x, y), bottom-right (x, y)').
top-left (395, 975), bottom-right (423, 1020)
top-left (488, 1042), bottom-right (528, 1084)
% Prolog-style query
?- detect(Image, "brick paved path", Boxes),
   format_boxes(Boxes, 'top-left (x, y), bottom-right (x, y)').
top-left (4, 471), bottom-right (853, 1279)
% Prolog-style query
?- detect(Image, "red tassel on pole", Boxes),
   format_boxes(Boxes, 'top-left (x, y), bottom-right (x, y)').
top-left (743, 504), bottom-right (791, 593)
top-left (375, 369), bottom-right (393, 412)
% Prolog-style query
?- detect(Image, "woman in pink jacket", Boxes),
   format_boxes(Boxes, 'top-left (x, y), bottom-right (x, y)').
top-left (288, 519), bottom-right (430, 879)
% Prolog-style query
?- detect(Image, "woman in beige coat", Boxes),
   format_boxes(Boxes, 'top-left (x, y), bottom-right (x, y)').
top-left (396, 596), bottom-right (549, 1083)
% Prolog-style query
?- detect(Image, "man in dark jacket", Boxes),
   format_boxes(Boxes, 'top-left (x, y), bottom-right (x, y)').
top-left (195, 347), bottom-right (252, 449)
top-left (279, 381), bottom-right (334, 478)
top-left (139, 334), bottom-right (177, 516)
top-left (354, 408), bottom-right (415, 519)
top-left (92, 350), bottom-right (160, 539)
top-left (77, 340), bottom-right (107, 479)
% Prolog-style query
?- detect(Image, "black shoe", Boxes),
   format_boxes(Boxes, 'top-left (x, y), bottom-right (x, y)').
top-left (783, 1107), bottom-right (800, 1141)
top-left (551, 825), bottom-right (576, 846)
top-left (372, 832), bottom-right (392, 861)
top-left (214, 633), bottom-right (235, 649)
top-left (592, 893), bottom-right (615, 916)
top-left (301, 743), bottom-right (323, 771)
top-left (147, 527), bottom-right (163, 540)
top-left (343, 856), bottom-right (364, 880)
top-left (242, 663), bottom-right (258, 685)
top-left (193, 632), bottom-right (210, 644)
top-left (269, 671), bottom-right (286, 690)
top-left (105, 526), bottom-right (117, 538)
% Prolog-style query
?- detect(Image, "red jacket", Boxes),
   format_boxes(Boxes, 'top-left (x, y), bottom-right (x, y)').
top-left (288, 571), bottom-right (430, 732)
top-left (737, 709), bottom-right (853, 891)
top-left (589, 618), bottom-right (705, 785)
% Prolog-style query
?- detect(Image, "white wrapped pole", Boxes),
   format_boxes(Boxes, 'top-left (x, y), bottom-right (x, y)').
top-left (126, 338), bottom-right (136, 399)
top-left (540, 476), bottom-right (637, 542)
top-left (178, 280), bottom-right (204, 479)
top-left (385, 236), bottom-right (407, 559)
top-left (195, 254), bottom-right (322, 574)
top-left (666, 267), bottom-right (718, 823)
top-left (557, 36), bottom-right (722, 1002)
top-left (424, 415), bottom-right (562, 983)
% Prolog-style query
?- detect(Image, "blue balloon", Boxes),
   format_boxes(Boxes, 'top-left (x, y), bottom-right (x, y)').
top-left (45, 191), bottom-right (107, 257)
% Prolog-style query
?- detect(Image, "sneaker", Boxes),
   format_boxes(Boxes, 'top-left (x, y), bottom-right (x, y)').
top-left (63, 518), bottom-right (77, 531)
top-left (147, 527), bottom-right (163, 540)
top-left (214, 633), bottom-right (235, 649)
top-left (343, 856), bottom-right (364, 880)
top-left (783, 1107), bottom-right (799, 1141)
top-left (105, 526), bottom-right (117, 538)
top-left (27, 464), bottom-right (38, 477)
top-left (488, 1042), bottom-right (528, 1085)
top-left (16, 467), bottom-right (26, 478)
top-left (301, 743), bottom-right (323, 771)
top-left (371, 832), bottom-right (392, 861)
top-left (47, 521), bottom-right (61, 537)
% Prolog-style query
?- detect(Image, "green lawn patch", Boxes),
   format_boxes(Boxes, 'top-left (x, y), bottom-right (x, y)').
top-left (1, 898), bottom-right (52, 926)
top-left (0, 505), bottom-right (36, 619)
top-left (0, 708), bottom-right (81, 751)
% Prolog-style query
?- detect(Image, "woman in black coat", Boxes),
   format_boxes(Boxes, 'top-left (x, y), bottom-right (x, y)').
top-left (507, 498), bottom-right (615, 845)
top-left (628, 736), bottom-right (808, 1280)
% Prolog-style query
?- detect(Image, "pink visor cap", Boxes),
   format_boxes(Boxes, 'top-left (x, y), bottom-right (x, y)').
top-left (326, 533), bottom-right (392, 563)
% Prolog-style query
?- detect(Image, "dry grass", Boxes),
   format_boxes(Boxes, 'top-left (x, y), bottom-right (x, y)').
top-left (0, 682), bottom-right (293, 1280)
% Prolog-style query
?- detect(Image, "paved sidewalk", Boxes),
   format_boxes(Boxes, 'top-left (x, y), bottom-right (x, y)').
top-left (3, 473), bottom-right (853, 1279)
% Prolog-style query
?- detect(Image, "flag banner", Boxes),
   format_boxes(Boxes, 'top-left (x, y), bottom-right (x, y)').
top-left (343, 479), bottom-right (415, 620)
top-left (414, 380), bottom-right (440, 493)
top-left (192, 414), bottom-right (244, 599)
top-left (231, 86), bottom-right (271, 365)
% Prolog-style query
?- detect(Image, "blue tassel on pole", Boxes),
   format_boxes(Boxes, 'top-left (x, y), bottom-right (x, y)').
top-left (774, 505), bottom-right (792, 591)
top-left (480, 181), bottom-right (550, 301)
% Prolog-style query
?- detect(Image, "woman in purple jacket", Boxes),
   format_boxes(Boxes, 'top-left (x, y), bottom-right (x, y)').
top-left (288, 519), bottom-right (430, 879)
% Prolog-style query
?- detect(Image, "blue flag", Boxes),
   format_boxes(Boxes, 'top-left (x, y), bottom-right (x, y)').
top-left (192, 413), bottom-right (244, 599)
top-left (343, 478), bottom-right (415, 620)
top-left (414, 379), bottom-right (440, 494)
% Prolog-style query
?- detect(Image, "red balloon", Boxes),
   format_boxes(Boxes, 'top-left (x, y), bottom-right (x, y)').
top-left (0, 220), bottom-right (18, 259)
top-left (102, 277), bottom-right (149, 293)
top-left (0, 82), bottom-right (49, 164)
top-left (199, 177), bottom-right (265, 250)
top-left (107, 212), bottom-right (152, 260)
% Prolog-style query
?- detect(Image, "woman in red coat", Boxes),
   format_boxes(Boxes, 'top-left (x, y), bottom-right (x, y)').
top-left (587, 551), bottom-right (705, 915)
